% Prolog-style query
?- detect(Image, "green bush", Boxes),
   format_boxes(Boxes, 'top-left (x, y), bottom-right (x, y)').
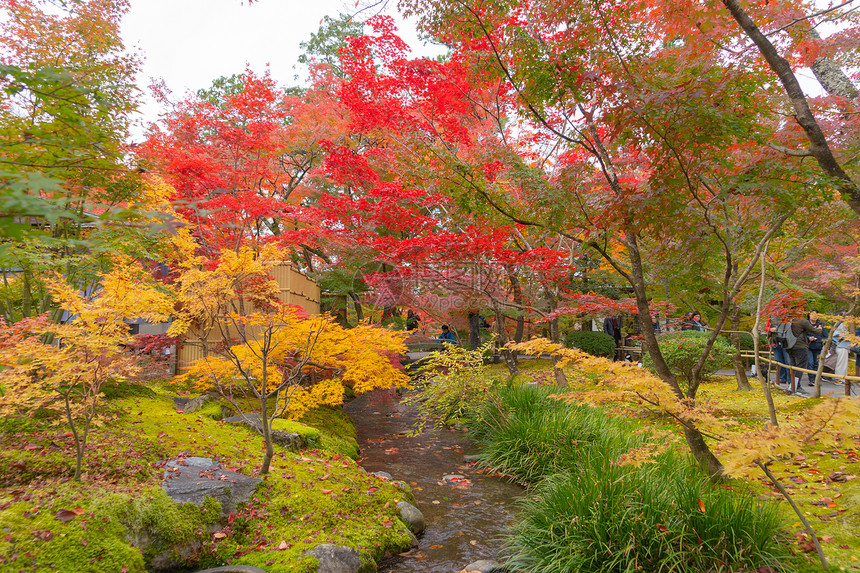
top-left (406, 344), bottom-right (501, 430)
top-left (563, 330), bottom-right (616, 359)
top-left (644, 331), bottom-right (733, 385)
top-left (505, 452), bottom-right (793, 573)
top-left (731, 332), bottom-right (768, 351)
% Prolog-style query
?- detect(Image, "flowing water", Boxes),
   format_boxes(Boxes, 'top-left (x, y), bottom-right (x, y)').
top-left (344, 388), bottom-right (524, 573)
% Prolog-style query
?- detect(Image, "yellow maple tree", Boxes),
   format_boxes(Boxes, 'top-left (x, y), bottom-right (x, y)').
top-left (0, 259), bottom-right (174, 480)
top-left (170, 245), bottom-right (410, 474)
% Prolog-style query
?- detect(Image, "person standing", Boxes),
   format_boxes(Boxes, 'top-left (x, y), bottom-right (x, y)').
top-left (833, 319), bottom-right (853, 384)
top-left (603, 315), bottom-right (622, 360)
top-left (787, 314), bottom-right (823, 393)
top-left (766, 315), bottom-right (790, 385)
top-left (406, 310), bottom-right (420, 331)
top-left (806, 311), bottom-right (827, 386)
top-left (680, 311), bottom-right (695, 330)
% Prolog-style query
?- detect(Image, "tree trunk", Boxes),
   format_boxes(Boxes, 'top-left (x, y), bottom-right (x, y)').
top-left (509, 272), bottom-right (525, 360)
top-left (752, 242), bottom-right (778, 427)
top-left (493, 303), bottom-right (519, 377)
top-left (468, 312), bottom-right (480, 350)
top-left (348, 292), bottom-right (364, 322)
top-left (626, 232), bottom-right (723, 476)
top-left (260, 393), bottom-right (274, 475)
top-left (807, 28), bottom-right (858, 101)
top-left (546, 290), bottom-right (568, 387)
top-left (730, 301), bottom-right (752, 390)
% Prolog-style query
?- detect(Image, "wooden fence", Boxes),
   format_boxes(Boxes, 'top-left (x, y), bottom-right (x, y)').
top-left (615, 344), bottom-right (860, 394)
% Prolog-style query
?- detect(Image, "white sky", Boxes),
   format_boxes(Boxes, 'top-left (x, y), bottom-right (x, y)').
top-left (121, 0), bottom-right (433, 137)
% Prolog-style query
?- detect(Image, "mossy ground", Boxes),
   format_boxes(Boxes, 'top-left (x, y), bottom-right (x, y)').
top-left (487, 361), bottom-right (860, 572)
top-left (0, 380), bottom-right (411, 572)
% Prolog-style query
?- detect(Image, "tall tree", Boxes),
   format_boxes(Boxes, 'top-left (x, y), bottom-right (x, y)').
top-left (0, 0), bottom-right (144, 318)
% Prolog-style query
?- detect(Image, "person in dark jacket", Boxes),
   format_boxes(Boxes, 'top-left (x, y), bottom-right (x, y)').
top-left (788, 314), bottom-right (823, 393)
top-left (806, 311), bottom-right (827, 386)
top-left (681, 311), bottom-right (706, 332)
top-left (603, 316), bottom-right (622, 360)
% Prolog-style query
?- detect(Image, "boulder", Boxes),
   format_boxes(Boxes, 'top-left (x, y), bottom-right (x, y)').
top-left (396, 501), bottom-right (425, 534)
top-left (305, 544), bottom-right (363, 573)
top-left (462, 559), bottom-right (505, 573)
top-left (172, 395), bottom-right (206, 413)
top-left (162, 456), bottom-right (261, 515)
top-left (222, 413), bottom-right (305, 451)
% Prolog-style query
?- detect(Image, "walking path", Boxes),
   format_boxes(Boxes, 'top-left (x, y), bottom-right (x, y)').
top-left (715, 369), bottom-right (859, 398)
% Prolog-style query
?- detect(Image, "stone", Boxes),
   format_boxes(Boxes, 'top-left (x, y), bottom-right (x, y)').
top-left (396, 501), bottom-right (425, 534)
top-left (162, 456), bottom-right (261, 515)
top-left (372, 471), bottom-right (392, 481)
top-left (463, 454), bottom-right (482, 463)
top-left (192, 567), bottom-right (266, 573)
top-left (442, 474), bottom-right (465, 482)
top-left (222, 413), bottom-right (305, 451)
top-left (184, 395), bottom-right (207, 413)
top-left (462, 559), bottom-right (505, 573)
top-left (172, 395), bottom-right (207, 413)
top-left (305, 544), bottom-right (363, 573)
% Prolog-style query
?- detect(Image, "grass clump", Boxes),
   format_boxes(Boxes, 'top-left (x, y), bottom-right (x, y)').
top-left (468, 384), bottom-right (645, 483)
top-left (468, 383), bottom-right (796, 572)
top-left (506, 453), bottom-right (793, 573)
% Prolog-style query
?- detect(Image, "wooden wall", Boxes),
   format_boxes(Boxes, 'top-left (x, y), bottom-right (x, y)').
top-left (176, 263), bottom-right (320, 372)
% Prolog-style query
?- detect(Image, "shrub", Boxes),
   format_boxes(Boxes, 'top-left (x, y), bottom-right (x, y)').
top-left (644, 331), bottom-right (733, 385)
top-left (563, 330), bottom-right (616, 359)
top-left (728, 332), bottom-right (768, 352)
top-left (406, 344), bottom-right (501, 429)
top-left (505, 452), bottom-right (793, 573)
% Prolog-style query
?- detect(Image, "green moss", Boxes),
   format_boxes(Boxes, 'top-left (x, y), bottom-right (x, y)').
top-left (100, 379), bottom-right (157, 400)
top-left (299, 406), bottom-right (359, 459)
top-left (0, 485), bottom-right (147, 573)
top-left (198, 400), bottom-right (223, 420)
top-left (1, 388), bottom-right (417, 572)
top-left (272, 419), bottom-right (322, 448)
top-left (93, 486), bottom-right (222, 563)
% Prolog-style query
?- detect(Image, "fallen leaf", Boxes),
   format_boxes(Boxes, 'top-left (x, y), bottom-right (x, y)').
top-left (213, 532), bottom-right (227, 539)
top-left (277, 540), bottom-right (288, 551)
top-left (54, 509), bottom-right (78, 522)
top-left (697, 498), bottom-right (706, 513)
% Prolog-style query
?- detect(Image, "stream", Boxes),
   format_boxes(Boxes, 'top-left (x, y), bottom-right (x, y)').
top-left (344, 388), bottom-right (524, 573)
